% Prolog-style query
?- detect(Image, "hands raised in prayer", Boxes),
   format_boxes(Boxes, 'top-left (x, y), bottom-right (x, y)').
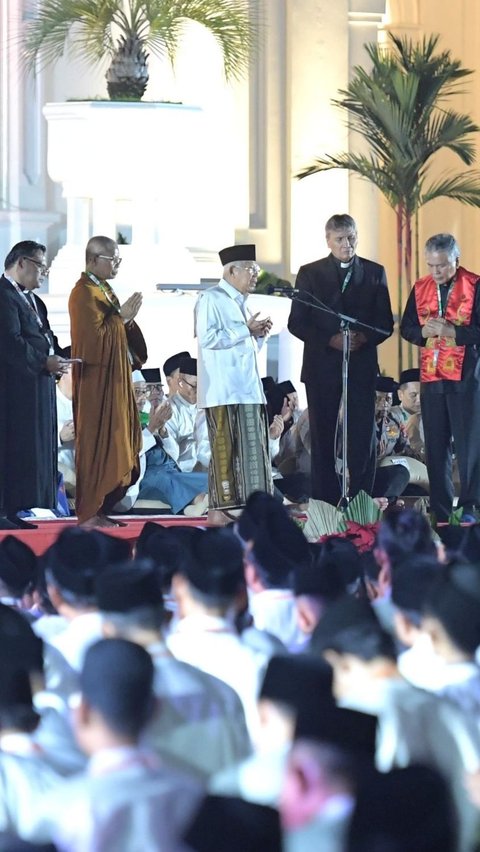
top-left (120, 292), bottom-right (143, 322)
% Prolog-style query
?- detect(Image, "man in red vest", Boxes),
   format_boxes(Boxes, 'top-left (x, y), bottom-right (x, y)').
top-left (401, 233), bottom-right (480, 523)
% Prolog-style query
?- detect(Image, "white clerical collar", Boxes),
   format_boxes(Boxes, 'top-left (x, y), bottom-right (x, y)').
top-left (340, 260), bottom-right (354, 269)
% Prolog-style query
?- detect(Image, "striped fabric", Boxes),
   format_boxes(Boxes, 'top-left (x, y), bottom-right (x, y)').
top-left (205, 404), bottom-right (274, 510)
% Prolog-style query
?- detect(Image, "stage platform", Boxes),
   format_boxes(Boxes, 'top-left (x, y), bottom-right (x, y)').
top-left (0, 515), bottom-right (207, 555)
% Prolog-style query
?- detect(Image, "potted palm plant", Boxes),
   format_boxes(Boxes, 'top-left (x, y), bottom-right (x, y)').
top-left (23, 0), bottom-right (258, 100)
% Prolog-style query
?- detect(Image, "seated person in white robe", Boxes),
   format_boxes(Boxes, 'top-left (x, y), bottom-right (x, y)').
top-left (114, 371), bottom-right (208, 515)
top-left (311, 595), bottom-right (480, 852)
top-left (22, 639), bottom-right (203, 850)
top-left (167, 527), bottom-right (271, 745)
top-left (238, 492), bottom-right (310, 652)
top-left (95, 559), bottom-right (251, 779)
top-left (40, 526), bottom-right (130, 672)
top-left (163, 350), bottom-right (190, 399)
top-left (421, 563), bottom-right (480, 724)
top-left (0, 617), bottom-right (65, 838)
top-left (165, 356), bottom-right (210, 473)
top-left (210, 654), bottom-right (333, 806)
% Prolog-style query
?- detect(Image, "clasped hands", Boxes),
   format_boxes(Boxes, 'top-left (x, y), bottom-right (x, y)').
top-left (147, 400), bottom-right (172, 435)
top-left (120, 292), bottom-right (143, 323)
top-left (328, 331), bottom-right (367, 352)
top-left (421, 318), bottom-right (456, 340)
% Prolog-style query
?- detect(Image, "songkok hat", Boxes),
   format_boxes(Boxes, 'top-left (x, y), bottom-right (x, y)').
top-left (132, 370), bottom-right (145, 382)
top-left (136, 524), bottom-right (203, 589)
top-left (261, 376), bottom-right (276, 395)
top-left (178, 356), bottom-right (197, 377)
top-left (423, 564), bottom-right (480, 654)
top-left (237, 491), bottom-right (280, 544)
top-left (437, 523), bottom-right (480, 562)
top-left (81, 639), bottom-right (154, 734)
top-left (294, 699), bottom-right (377, 760)
top-left (259, 654), bottom-right (333, 709)
top-left (250, 500), bottom-right (311, 587)
top-left (95, 560), bottom-right (163, 613)
top-left (348, 766), bottom-right (457, 852)
top-left (265, 384), bottom-right (286, 418)
top-left (376, 375), bottom-right (398, 393)
top-left (317, 538), bottom-right (361, 589)
top-left (0, 603), bottom-right (43, 673)
top-left (163, 351), bottom-right (191, 378)
top-left (0, 666), bottom-right (34, 711)
top-left (391, 555), bottom-right (440, 614)
top-left (184, 796), bottom-right (282, 852)
top-left (219, 244), bottom-right (256, 266)
top-left (0, 537), bottom-right (37, 596)
top-left (43, 527), bottom-right (131, 597)
top-left (277, 380), bottom-right (296, 396)
top-left (183, 528), bottom-right (244, 598)
top-left (294, 542), bottom-right (346, 599)
top-left (399, 368), bottom-right (420, 386)
top-left (142, 367), bottom-right (162, 384)
top-left (310, 595), bottom-right (396, 660)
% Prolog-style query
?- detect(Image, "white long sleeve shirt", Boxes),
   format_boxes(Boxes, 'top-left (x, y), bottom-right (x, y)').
top-left (194, 279), bottom-right (266, 408)
top-left (56, 387), bottom-right (75, 474)
top-left (164, 393), bottom-right (210, 472)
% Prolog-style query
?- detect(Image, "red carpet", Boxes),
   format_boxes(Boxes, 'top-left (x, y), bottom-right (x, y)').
top-left (0, 515), bottom-right (208, 555)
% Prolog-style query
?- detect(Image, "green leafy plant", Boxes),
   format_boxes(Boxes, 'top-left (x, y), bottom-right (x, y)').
top-left (23, 0), bottom-right (258, 100)
top-left (255, 269), bottom-right (292, 296)
top-left (303, 490), bottom-right (382, 544)
top-left (297, 33), bottom-right (480, 373)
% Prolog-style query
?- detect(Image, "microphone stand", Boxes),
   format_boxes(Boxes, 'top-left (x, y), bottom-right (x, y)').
top-left (276, 287), bottom-right (390, 509)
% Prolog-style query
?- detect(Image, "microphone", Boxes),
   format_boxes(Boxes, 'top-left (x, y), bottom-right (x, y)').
top-left (266, 284), bottom-right (299, 297)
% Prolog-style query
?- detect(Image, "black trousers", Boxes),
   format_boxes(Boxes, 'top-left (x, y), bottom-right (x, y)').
top-left (421, 390), bottom-right (480, 521)
top-left (306, 375), bottom-right (376, 506)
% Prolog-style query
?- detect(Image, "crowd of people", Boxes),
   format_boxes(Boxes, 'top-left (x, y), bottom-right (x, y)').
top-left (0, 502), bottom-right (475, 849)
top-left (0, 215), bottom-right (480, 848)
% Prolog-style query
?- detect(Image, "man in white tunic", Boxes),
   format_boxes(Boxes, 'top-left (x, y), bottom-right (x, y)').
top-left (164, 356), bottom-right (210, 473)
top-left (167, 526), bottom-right (270, 745)
top-left (96, 559), bottom-right (252, 778)
top-left (195, 244), bottom-right (274, 525)
top-left (23, 639), bottom-right (203, 851)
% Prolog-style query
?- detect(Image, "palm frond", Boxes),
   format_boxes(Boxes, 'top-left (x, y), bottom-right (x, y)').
top-left (420, 172), bottom-right (480, 207)
top-left (296, 153), bottom-right (403, 208)
top-left (420, 110), bottom-right (479, 164)
top-left (303, 500), bottom-right (346, 543)
top-left (22, 0), bottom-right (257, 81)
top-left (344, 491), bottom-right (383, 525)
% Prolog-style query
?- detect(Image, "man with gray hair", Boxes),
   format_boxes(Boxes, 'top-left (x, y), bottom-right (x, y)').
top-left (401, 233), bottom-right (480, 523)
top-left (288, 214), bottom-right (394, 506)
top-left (195, 244), bottom-right (274, 525)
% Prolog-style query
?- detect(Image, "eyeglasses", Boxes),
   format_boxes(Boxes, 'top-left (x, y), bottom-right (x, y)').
top-left (23, 256), bottom-right (50, 276)
top-left (179, 377), bottom-right (197, 390)
top-left (233, 264), bottom-right (260, 276)
top-left (146, 383), bottom-right (164, 396)
top-left (97, 255), bottom-right (122, 266)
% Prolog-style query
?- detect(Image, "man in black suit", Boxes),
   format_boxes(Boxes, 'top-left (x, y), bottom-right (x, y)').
top-left (287, 214), bottom-right (393, 506)
top-left (0, 241), bottom-right (69, 527)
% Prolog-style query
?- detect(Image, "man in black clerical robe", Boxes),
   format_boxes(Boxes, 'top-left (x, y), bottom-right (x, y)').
top-left (287, 214), bottom-right (393, 507)
top-left (0, 241), bottom-right (69, 526)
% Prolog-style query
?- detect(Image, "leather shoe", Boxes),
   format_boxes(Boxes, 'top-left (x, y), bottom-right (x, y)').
top-left (0, 517), bottom-right (20, 530)
top-left (7, 516), bottom-right (38, 530)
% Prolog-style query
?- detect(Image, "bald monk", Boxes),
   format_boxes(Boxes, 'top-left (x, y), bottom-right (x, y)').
top-left (69, 236), bottom-right (147, 527)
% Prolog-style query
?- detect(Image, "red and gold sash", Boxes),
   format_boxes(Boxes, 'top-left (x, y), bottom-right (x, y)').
top-left (414, 267), bottom-right (477, 382)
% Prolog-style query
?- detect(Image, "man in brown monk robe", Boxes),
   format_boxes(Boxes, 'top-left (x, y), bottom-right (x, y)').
top-left (69, 236), bottom-right (147, 527)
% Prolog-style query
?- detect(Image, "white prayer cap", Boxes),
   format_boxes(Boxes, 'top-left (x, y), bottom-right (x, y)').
top-left (132, 370), bottom-right (145, 383)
